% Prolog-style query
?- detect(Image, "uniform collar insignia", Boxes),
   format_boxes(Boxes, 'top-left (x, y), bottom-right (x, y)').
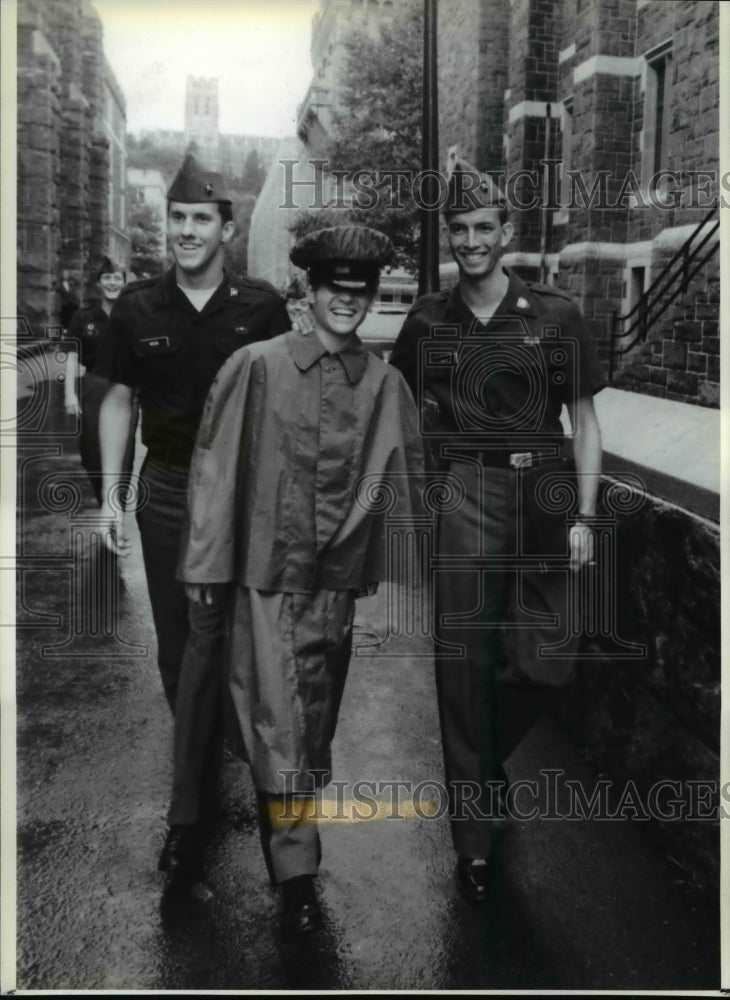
top-left (516, 296), bottom-right (529, 309)
top-left (230, 287), bottom-right (238, 297)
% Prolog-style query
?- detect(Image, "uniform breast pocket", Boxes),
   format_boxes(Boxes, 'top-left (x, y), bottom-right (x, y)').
top-left (133, 336), bottom-right (183, 385)
top-left (215, 327), bottom-right (250, 358)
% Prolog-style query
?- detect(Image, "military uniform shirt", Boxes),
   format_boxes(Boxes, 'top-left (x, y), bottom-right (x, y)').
top-left (95, 267), bottom-right (290, 460)
top-left (389, 270), bottom-right (605, 450)
top-left (66, 303), bottom-right (109, 373)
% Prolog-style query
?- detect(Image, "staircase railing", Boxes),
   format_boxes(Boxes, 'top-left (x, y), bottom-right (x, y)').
top-left (608, 204), bottom-right (720, 381)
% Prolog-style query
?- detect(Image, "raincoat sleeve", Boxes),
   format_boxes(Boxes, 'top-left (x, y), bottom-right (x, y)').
top-left (176, 347), bottom-right (255, 584)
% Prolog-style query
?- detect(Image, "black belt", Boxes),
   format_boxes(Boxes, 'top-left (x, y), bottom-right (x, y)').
top-left (147, 449), bottom-right (192, 469)
top-left (473, 449), bottom-right (563, 469)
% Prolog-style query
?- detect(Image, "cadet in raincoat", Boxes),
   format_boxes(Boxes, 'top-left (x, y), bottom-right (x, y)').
top-left (177, 225), bottom-right (424, 938)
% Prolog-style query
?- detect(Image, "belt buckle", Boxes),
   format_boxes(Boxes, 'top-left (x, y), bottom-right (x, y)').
top-left (509, 452), bottom-right (533, 469)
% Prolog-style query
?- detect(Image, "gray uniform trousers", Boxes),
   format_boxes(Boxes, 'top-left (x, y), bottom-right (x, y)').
top-left (435, 460), bottom-right (577, 860)
top-left (136, 456), bottom-right (224, 824)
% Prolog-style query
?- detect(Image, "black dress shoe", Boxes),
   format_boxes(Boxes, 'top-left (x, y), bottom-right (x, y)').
top-left (456, 856), bottom-right (495, 904)
top-left (280, 875), bottom-right (322, 940)
top-left (158, 825), bottom-right (203, 876)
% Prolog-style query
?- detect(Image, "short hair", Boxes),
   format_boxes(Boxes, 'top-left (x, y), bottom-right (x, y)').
top-left (96, 256), bottom-right (126, 282)
top-left (167, 200), bottom-right (233, 224)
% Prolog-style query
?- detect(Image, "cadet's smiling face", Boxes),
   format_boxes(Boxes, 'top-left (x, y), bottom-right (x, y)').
top-left (97, 270), bottom-right (125, 303)
top-left (167, 201), bottom-right (234, 281)
top-left (446, 207), bottom-right (513, 280)
top-left (307, 281), bottom-right (374, 342)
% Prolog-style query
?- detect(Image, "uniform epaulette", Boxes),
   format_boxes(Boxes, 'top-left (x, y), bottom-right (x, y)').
top-left (407, 290), bottom-right (449, 315)
top-left (118, 276), bottom-right (158, 297)
top-left (525, 280), bottom-right (574, 301)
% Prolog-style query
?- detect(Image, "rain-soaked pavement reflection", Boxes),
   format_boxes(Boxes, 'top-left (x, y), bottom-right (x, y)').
top-left (13, 355), bottom-right (720, 991)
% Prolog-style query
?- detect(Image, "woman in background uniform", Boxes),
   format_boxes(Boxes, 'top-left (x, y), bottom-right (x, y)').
top-left (64, 257), bottom-right (137, 506)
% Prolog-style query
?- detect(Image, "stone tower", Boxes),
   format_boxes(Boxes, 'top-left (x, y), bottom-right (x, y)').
top-left (184, 76), bottom-right (220, 169)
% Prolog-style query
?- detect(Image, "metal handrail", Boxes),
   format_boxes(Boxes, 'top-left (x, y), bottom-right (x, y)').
top-left (608, 204), bottom-right (720, 381)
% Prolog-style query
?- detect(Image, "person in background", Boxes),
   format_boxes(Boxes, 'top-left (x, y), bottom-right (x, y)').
top-left (64, 257), bottom-right (136, 507)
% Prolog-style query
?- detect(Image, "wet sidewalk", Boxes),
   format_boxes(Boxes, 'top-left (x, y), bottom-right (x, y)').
top-left (9, 361), bottom-right (722, 992)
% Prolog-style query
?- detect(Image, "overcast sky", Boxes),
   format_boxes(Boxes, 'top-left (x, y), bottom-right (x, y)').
top-left (92, 0), bottom-right (320, 137)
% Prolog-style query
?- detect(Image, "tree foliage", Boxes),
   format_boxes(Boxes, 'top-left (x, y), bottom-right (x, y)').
top-left (240, 148), bottom-right (267, 197)
top-left (126, 134), bottom-right (183, 179)
top-left (224, 189), bottom-right (257, 279)
top-left (127, 199), bottom-right (165, 279)
top-left (290, 0), bottom-right (423, 273)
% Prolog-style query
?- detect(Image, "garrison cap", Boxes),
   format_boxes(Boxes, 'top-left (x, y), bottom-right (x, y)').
top-left (443, 156), bottom-right (506, 218)
top-left (290, 225), bottom-right (394, 290)
top-left (167, 153), bottom-right (232, 204)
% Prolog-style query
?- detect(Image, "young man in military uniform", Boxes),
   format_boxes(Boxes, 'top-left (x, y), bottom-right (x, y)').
top-left (389, 162), bottom-right (604, 903)
top-left (95, 154), bottom-right (290, 873)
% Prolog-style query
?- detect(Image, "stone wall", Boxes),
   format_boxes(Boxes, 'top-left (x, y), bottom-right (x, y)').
top-left (437, 0), bottom-right (508, 173)
top-left (17, 3), bottom-right (63, 334)
top-left (611, 256), bottom-right (720, 407)
top-left (80, 7), bottom-right (110, 282)
top-left (558, 253), bottom-right (623, 365)
top-left (561, 482), bottom-right (720, 890)
top-left (505, 0), bottom-right (561, 255)
top-left (17, 0), bottom-right (124, 334)
top-left (435, 0), bottom-right (720, 407)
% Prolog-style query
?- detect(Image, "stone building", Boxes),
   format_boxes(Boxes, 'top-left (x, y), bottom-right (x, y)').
top-left (438, 0), bottom-right (720, 409)
top-left (184, 75), bottom-right (220, 171)
top-left (254, 0), bottom-right (719, 410)
top-left (17, 0), bottom-right (129, 333)
top-left (100, 57), bottom-right (127, 268)
top-left (137, 76), bottom-right (281, 181)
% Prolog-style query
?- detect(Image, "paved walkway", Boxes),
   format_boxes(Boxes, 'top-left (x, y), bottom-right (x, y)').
top-left (8, 361), bottom-right (723, 992)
